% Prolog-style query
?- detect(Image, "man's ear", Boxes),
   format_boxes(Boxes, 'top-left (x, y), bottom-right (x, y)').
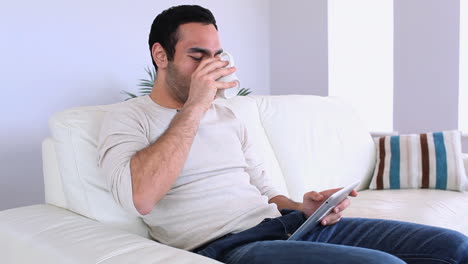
top-left (152, 43), bottom-right (168, 69)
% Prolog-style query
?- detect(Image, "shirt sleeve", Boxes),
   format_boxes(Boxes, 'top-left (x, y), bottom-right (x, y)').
top-left (97, 109), bottom-right (149, 217)
top-left (240, 120), bottom-right (285, 200)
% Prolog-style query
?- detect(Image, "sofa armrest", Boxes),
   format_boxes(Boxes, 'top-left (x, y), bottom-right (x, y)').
top-left (370, 131), bottom-right (399, 138)
top-left (0, 204), bottom-right (221, 264)
top-left (464, 153), bottom-right (468, 176)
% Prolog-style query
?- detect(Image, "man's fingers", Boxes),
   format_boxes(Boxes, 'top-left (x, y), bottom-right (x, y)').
top-left (320, 188), bottom-right (342, 198)
top-left (194, 57), bottom-right (221, 73)
top-left (198, 59), bottom-right (230, 76)
top-left (207, 66), bottom-right (236, 80)
top-left (215, 80), bottom-right (238, 89)
top-left (322, 212), bottom-right (342, 226)
top-left (334, 198), bottom-right (350, 213)
top-left (303, 191), bottom-right (324, 202)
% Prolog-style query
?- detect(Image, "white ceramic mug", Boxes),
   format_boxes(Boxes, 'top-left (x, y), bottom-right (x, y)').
top-left (216, 51), bottom-right (240, 99)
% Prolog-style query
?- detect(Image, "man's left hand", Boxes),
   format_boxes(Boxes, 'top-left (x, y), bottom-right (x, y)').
top-left (302, 188), bottom-right (358, 226)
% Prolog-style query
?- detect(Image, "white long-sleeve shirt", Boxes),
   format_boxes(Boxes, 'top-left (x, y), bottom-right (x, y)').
top-left (97, 95), bottom-right (283, 250)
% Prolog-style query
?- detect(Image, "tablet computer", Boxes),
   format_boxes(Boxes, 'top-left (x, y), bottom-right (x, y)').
top-left (287, 180), bottom-right (360, 241)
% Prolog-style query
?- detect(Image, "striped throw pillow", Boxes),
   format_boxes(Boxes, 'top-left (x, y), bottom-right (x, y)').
top-left (369, 130), bottom-right (468, 191)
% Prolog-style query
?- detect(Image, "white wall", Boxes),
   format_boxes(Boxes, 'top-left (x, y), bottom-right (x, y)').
top-left (393, 0), bottom-right (468, 151)
top-left (328, 0), bottom-right (394, 132)
top-left (460, 0), bottom-right (468, 152)
top-left (394, 0), bottom-right (460, 134)
top-left (0, 0), bottom-right (271, 210)
top-left (270, 0), bottom-right (328, 96)
top-left (269, 0), bottom-right (468, 152)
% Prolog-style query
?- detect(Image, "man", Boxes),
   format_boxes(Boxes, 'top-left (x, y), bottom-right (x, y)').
top-left (98, 5), bottom-right (468, 264)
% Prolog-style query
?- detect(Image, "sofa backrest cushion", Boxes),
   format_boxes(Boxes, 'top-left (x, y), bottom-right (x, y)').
top-left (250, 95), bottom-right (376, 201)
top-left (49, 103), bottom-right (150, 238)
top-left (47, 96), bottom-right (289, 236)
top-left (215, 96), bottom-right (290, 196)
top-left (46, 95), bottom-right (374, 234)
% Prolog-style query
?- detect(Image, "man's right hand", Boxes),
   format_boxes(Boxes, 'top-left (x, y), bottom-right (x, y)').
top-left (184, 57), bottom-right (238, 112)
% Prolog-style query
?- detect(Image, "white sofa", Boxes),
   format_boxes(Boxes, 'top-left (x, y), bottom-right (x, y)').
top-left (1, 95), bottom-right (467, 264)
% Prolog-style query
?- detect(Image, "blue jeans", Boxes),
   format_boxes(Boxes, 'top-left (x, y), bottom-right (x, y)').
top-left (194, 210), bottom-right (468, 264)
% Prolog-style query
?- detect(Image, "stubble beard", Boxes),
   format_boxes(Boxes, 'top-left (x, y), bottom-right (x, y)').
top-left (166, 62), bottom-right (191, 104)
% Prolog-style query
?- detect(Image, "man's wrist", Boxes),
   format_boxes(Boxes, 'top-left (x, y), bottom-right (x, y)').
top-left (296, 202), bottom-right (304, 212)
top-left (269, 195), bottom-right (304, 212)
top-left (180, 103), bottom-right (207, 119)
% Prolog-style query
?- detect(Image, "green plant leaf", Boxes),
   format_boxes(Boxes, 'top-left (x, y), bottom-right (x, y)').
top-left (139, 87), bottom-right (154, 90)
top-left (121, 91), bottom-right (138, 101)
top-left (123, 66), bottom-right (157, 100)
top-left (139, 88), bottom-right (153, 92)
top-left (143, 66), bottom-right (157, 84)
top-left (138, 83), bottom-right (154, 88)
top-left (237, 88), bottom-right (252, 96)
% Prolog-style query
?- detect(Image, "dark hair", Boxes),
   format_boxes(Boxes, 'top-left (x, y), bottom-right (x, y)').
top-left (148, 5), bottom-right (218, 71)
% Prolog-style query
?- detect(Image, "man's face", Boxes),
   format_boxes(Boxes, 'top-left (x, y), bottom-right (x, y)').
top-left (165, 23), bottom-right (223, 103)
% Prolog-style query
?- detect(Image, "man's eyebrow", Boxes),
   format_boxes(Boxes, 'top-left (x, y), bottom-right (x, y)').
top-left (187, 47), bottom-right (224, 56)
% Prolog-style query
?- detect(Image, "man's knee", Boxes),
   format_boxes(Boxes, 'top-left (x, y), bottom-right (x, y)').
top-left (413, 228), bottom-right (468, 264)
top-left (444, 230), bottom-right (468, 263)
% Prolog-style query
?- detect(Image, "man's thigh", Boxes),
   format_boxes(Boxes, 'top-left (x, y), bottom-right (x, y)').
top-left (221, 240), bottom-right (404, 264)
top-left (302, 217), bottom-right (468, 264)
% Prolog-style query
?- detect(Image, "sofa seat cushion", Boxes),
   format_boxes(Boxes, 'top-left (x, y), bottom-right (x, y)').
top-left (0, 204), bottom-right (220, 264)
top-left (343, 189), bottom-right (468, 235)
